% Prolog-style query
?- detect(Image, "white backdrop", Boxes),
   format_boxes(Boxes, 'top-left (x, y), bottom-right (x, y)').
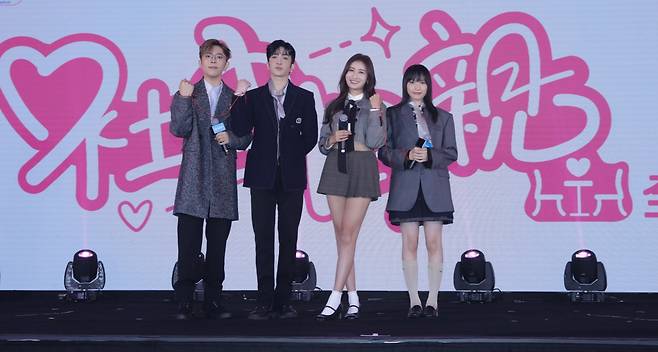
top-left (1, 1), bottom-right (657, 291)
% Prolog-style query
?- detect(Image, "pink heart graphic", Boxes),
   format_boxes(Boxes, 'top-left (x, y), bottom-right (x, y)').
top-left (11, 59), bottom-right (103, 143)
top-left (0, 34), bottom-right (127, 147)
top-left (118, 200), bottom-right (153, 232)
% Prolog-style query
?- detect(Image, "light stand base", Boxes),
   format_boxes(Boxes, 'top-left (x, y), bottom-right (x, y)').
top-left (569, 291), bottom-right (605, 302)
top-left (458, 290), bottom-right (494, 303)
top-left (66, 290), bottom-right (100, 302)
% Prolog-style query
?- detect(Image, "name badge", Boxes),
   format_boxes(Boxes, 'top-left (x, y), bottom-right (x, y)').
top-left (211, 122), bottom-right (226, 134)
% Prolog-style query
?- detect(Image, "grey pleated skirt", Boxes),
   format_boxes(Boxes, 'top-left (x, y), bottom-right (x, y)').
top-left (317, 150), bottom-right (380, 200)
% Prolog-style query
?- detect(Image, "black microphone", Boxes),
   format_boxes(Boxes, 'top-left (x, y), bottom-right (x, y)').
top-left (338, 113), bottom-right (349, 154)
top-left (211, 121), bottom-right (229, 155)
top-left (408, 138), bottom-right (426, 169)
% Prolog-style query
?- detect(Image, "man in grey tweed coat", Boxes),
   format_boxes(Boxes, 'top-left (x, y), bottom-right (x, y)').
top-left (169, 39), bottom-right (252, 320)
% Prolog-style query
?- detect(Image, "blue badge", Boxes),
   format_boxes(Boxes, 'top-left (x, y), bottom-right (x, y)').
top-left (211, 122), bottom-right (226, 134)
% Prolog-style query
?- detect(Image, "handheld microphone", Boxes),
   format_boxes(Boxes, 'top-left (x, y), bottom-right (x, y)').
top-left (408, 138), bottom-right (426, 169)
top-left (211, 121), bottom-right (229, 155)
top-left (338, 114), bottom-right (349, 154)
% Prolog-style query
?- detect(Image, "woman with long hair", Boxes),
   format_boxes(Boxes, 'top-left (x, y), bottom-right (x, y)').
top-left (315, 53), bottom-right (386, 320)
top-left (378, 64), bottom-right (457, 318)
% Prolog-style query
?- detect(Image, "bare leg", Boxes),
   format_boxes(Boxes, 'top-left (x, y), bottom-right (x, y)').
top-left (401, 222), bottom-right (421, 307)
top-left (333, 197), bottom-right (370, 291)
top-left (320, 196), bottom-right (369, 315)
top-left (424, 221), bottom-right (444, 309)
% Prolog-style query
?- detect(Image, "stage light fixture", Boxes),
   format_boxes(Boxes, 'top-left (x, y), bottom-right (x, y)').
top-left (453, 249), bottom-right (495, 302)
top-left (564, 249), bottom-right (607, 302)
top-left (64, 249), bottom-right (106, 301)
top-left (171, 253), bottom-right (206, 301)
top-left (291, 250), bottom-right (317, 301)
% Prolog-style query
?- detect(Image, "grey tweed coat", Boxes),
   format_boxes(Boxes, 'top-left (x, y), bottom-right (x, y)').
top-left (169, 79), bottom-right (252, 220)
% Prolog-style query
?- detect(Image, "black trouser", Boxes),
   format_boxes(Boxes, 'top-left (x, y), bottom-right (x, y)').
top-left (175, 213), bottom-right (232, 303)
top-left (250, 169), bottom-right (304, 310)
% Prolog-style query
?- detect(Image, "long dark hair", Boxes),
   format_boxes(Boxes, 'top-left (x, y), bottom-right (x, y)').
top-left (322, 53), bottom-right (377, 125)
top-left (394, 64), bottom-right (438, 123)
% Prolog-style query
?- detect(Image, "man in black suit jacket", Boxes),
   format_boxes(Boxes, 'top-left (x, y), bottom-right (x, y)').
top-left (232, 40), bottom-right (318, 319)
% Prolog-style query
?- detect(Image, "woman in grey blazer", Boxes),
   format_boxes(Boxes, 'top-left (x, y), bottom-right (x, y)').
top-left (378, 64), bottom-right (457, 319)
top-left (315, 54), bottom-right (386, 320)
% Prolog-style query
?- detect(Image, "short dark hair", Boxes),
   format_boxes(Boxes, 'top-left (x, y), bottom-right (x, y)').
top-left (199, 39), bottom-right (231, 60)
top-left (266, 39), bottom-right (296, 64)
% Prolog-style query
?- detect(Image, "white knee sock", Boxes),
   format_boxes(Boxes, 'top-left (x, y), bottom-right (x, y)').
top-left (426, 260), bottom-right (443, 309)
top-left (347, 290), bottom-right (360, 314)
top-left (321, 290), bottom-right (342, 315)
top-left (402, 258), bottom-right (422, 307)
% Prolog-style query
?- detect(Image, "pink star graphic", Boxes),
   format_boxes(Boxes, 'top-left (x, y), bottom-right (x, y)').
top-left (360, 7), bottom-right (400, 58)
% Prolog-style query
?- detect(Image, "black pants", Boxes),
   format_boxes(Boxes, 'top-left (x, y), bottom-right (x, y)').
top-left (250, 169), bottom-right (304, 310)
top-left (174, 214), bottom-right (231, 303)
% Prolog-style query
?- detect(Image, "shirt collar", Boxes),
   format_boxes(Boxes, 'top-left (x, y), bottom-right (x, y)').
top-left (204, 79), bottom-right (223, 95)
top-left (348, 93), bottom-right (364, 101)
top-left (268, 79), bottom-right (289, 97)
top-left (408, 100), bottom-right (424, 109)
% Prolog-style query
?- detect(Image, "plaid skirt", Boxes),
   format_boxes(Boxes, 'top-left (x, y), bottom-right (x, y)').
top-left (317, 150), bottom-right (380, 201)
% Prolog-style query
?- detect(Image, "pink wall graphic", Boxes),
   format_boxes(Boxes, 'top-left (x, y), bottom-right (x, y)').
top-left (0, 9), bottom-right (630, 235)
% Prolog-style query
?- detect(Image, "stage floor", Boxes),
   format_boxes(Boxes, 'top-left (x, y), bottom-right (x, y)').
top-left (1, 290), bottom-right (658, 351)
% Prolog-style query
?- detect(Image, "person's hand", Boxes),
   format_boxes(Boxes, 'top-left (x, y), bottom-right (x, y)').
top-left (409, 147), bottom-right (428, 162)
top-left (215, 131), bottom-right (230, 145)
top-left (235, 79), bottom-right (251, 96)
top-left (330, 130), bottom-right (351, 145)
top-left (369, 93), bottom-right (381, 110)
top-left (416, 147), bottom-right (428, 162)
top-left (179, 79), bottom-right (194, 97)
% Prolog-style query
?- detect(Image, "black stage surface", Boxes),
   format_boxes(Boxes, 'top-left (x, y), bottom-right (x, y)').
top-left (1, 290), bottom-right (658, 351)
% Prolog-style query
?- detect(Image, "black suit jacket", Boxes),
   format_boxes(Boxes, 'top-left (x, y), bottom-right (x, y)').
top-left (232, 82), bottom-right (318, 191)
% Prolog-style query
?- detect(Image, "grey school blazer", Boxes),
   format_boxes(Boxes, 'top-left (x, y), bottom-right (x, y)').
top-left (378, 103), bottom-right (457, 213)
top-left (169, 80), bottom-right (252, 220)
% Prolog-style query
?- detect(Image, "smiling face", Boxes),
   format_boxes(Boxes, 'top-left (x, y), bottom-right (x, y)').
top-left (406, 77), bottom-right (428, 104)
top-left (344, 60), bottom-right (367, 95)
top-left (267, 47), bottom-right (294, 79)
top-left (199, 45), bottom-right (228, 81)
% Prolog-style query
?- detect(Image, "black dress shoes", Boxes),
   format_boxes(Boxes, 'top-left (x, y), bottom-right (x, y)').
top-left (315, 305), bottom-right (342, 321)
top-left (344, 304), bottom-right (360, 320)
top-left (248, 305), bottom-right (272, 320)
top-left (276, 305), bottom-right (298, 319)
top-left (175, 301), bottom-right (194, 320)
top-left (203, 301), bottom-right (232, 319)
top-left (423, 305), bottom-right (438, 318)
top-left (407, 305), bottom-right (423, 318)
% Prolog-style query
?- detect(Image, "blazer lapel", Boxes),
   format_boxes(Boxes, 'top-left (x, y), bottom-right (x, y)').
top-left (260, 85), bottom-right (278, 129)
top-left (282, 81), bottom-right (298, 120)
top-left (216, 83), bottom-right (232, 122)
top-left (428, 110), bottom-right (444, 146)
top-left (400, 103), bottom-right (419, 141)
top-left (193, 80), bottom-right (211, 131)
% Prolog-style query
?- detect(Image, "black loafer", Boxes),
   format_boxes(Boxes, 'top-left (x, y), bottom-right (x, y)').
top-left (423, 305), bottom-right (438, 318)
top-left (277, 305), bottom-right (298, 319)
top-left (175, 301), bottom-right (194, 320)
top-left (204, 301), bottom-right (232, 319)
top-left (407, 305), bottom-right (423, 318)
top-left (344, 304), bottom-right (360, 320)
top-left (315, 305), bottom-right (342, 321)
top-left (247, 305), bottom-right (272, 320)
